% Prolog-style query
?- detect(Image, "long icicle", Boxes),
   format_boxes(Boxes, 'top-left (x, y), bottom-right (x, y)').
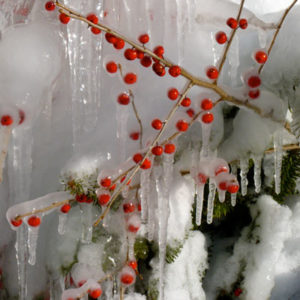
top-left (252, 154), bottom-right (263, 193)
top-left (195, 184), bottom-right (205, 226)
top-left (239, 158), bottom-right (249, 196)
top-left (207, 179), bottom-right (216, 224)
top-left (230, 163), bottom-right (238, 207)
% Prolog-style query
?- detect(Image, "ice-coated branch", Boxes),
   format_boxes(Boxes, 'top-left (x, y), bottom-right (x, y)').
top-left (259, 0), bottom-right (299, 74)
top-left (0, 127), bottom-right (12, 182)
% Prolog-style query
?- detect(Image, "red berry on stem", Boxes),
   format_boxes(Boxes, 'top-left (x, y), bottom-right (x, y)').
top-left (176, 120), bottom-right (189, 132)
top-left (124, 73), bottom-right (137, 84)
top-left (141, 158), bottom-right (151, 169)
top-left (219, 181), bottom-right (227, 191)
top-left (248, 89), bottom-right (260, 99)
top-left (128, 260), bottom-right (138, 270)
top-left (169, 65), bottom-right (181, 77)
top-left (215, 31), bottom-right (227, 44)
top-left (247, 76), bottom-right (261, 88)
top-left (154, 45), bottom-right (164, 57)
top-left (133, 153), bottom-right (143, 163)
top-left (186, 108), bottom-right (195, 118)
top-left (59, 13), bottom-right (70, 24)
top-left (106, 61), bottom-right (118, 73)
top-left (11, 218), bottom-right (22, 227)
top-left (118, 93), bottom-right (130, 105)
top-left (226, 17), bottom-right (238, 29)
top-left (27, 216), bottom-right (41, 227)
top-left (206, 67), bottom-right (219, 80)
top-left (105, 33), bottom-right (117, 44)
top-left (76, 194), bottom-right (87, 203)
top-left (45, 1), bottom-right (56, 11)
top-left (215, 165), bottom-right (229, 176)
top-left (87, 13), bottom-right (98, 24)
top-left (121, 273), bottom-right (135, 285)
top-left (234, 288), bottom-right (243, 297)
top-left (181, 97), bottom-right (191, 107)
top-left (255, 50), bottom-right (268, 64)
top-left (124, 48), bottom-right (137, 60)
top-left (139, 33), bottom-right (150, 44)
top-left (128, 224), bottom-right (140, 233)
top-left (168, 88), bottom-right (179, 100)
top-left (91, 27), bottom-right (101, 35)
top-left (152, 145), bottom-right (163, 156)
top-left (136, 50), bottom-right (144, 59)
top-left (98, 193), bottom-right (110, 206)
top-left (141, 56), bottom-right (152, 67)
top-left (61, 203), bottom-right (71, 213)
top-left (202, 112), bottom-right (214, 124)
top-left (201, 98), bottom-right (213, 110)
top-left (198, 173), bottom-right (207, 184)
top-left (164, 143), bottom-right (176, 154)
top-left (227, 183), bottom-right (239, 194)
top-left (152, 62), bottom-right (165, 76)
top-left (123, 203), bottom-right (135, 213)
top-left (89, 289), bottom-right (102, 299)
top-left (1, 115), bottom-right (13, 126)
top-left (130, 132), bottom-right (140, 140)
top-left (239, 18), bottom-right (248, 29)
top-left (100, 177), bottom-right (111, 188)
top-left (114, 38), bottom-right (125, 49)
top-left (151, 119), bottom-right (163, 130)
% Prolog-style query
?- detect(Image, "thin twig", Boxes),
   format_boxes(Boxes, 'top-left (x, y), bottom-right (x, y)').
top-left (258, 0), bottom-right (298, 74)
top-left (120, 286), bottom-right (125, 300)
top-left (129, 89), bottom-right (143, 149)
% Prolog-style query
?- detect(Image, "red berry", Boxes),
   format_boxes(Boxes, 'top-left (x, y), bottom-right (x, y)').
top-left (98, 193), bottom-right (110, 206)
top-left (198, 173), bottom-right (207, 184)
top-left (128, 260), bottom-right (138, 270)
top-left (206, 67), bottom-right (219, 80)
top-left (215, 165), bottom-right (229, 176)
top-left (201, 98), bottom-right (213, 110)
top-left (136, 50), bottom-right (144, 59)
top-left (141, 158), bottom-right (151, 169)
top-left (89, 289), bottom-right (102, 299)
top-left (202, 112), bottom-right (214, 124)
top-left (45, 1), bottom-right (55, 11)
top-left (186, 108), bottom-right (195, 118)
top-left (152, 145), bottom-right (163, 156)
top-left (1, 115), bottom-right (13, 126)
top-left (164, 143), bottom-right (176, 154)
top-left (19, 110), bottom-right (25, 125)
top-left (227, 183), bottom-right (239, 194)
top-left (76, 194), bottom-right (87, 203)
top-left (168, 88), bottom-right (179, 100)
top-left (118, 93), bottom-right (130, 105)
top-left (59, 13), bottom-right (70, 24)
top-left (121, 273), bottom-right (135, 285)
top-left (109, 184), bottom-right (116, 191)
top-left (86, 13), bottom-right (98, 24)
top-left (219, 182), bottom-right (227, 191)
top-left (128, 224), bottom-right (140, 233)
top-left (11, 218), bottom-right (22, 227)
top-left (248, 89), bottom-right (260, 99)
top-left (100, 177), bottom-right (111, 187)
top-left (176, 120), bottom-right (189, 132)
top-left (130, 132), bottom-right (140, 140)
top-left (123, 203), bottom-right (135, 213)
top-left (139, 33), bottom-right (150, 44)
top-left (78, 280), bottom-right (86, 287)
top-left (234, 288), bottom-right (243, 297)
top-left (27, 216), bottom-right (41, 227)
top-left (61, 203), bottom-right (71, 213)
top-left (124, 48), bottom-right (137, 60)
top-left (239, 19), bottom-right (248, 29)
top-left (181, 97), bottom-right (191, 107)
top-left (114, 38), bottom-right (125, 49)
top-left (226, 17), bottom-right (238, 29)
top-left (141, 56), bottom-right (152, 67)
top-left (215, 31), bottom-right (227, 44)
top-left (105, 33), bottom-right (117, 44)
top-left (91, 27), bottom-right (101, 35)
top-left (106, 61), bottom-right (118, 73)
top-left (151, 119), bottom-right (163, 130)
top-left (133, 153), bottom-right (143, 163)
top-left (169, 65), bottom-right (181, 77)
top-left (152, 62), bottom-right (165, 76)
top-left (124, 73), bottom-right (137, 84)
top-left (154, 45), bottom-right (164, 57)
top-left (247, 76), bottom-right (261, 88)
top-left (138, 203), bottom-right (141, 211)
top-left (255, 51), bottom-right (268, 64)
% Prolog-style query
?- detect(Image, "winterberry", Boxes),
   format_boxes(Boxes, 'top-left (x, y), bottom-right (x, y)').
top-left (247, 75), bottom-right (261, 88)
top-left (128, 260), bottom-right (138, 270)
top-left (154, 45), bottom-right (164, 57)
top-left (27, 216), bottom-right (41, 227)
top-left (226, 17), bottom-right (238, 29)
top-left (215, 31), bottom-right (227, 44)
top-left (124, 48), bottom-right (137, 60)
top-left (86, 13), bottom-right (98, 24)
top-left (169, 65), bottom-right (181, 77)
top-left (227, 183), bottom-right (239, 194)
top-left (11, 218), bottom-right (22, 227)
top-left (234, 288), bottom-right (243, 297)
top-left (186, 108), bottom-right (195, 118)
top-left (201, 98), bottom-right (213, 110)
top-left (98, 193), bottom-right (110, 206)
top-left (239, 18), bottom-right (248, 29)
top-left (168, 88), bottom-right (179, 100)
top-left (45, 1), bottom-right (56, 11)
top-left (248, 89), bottom-right (260, 99)
top-left (60, 203), bottom-right (71, 213)
top-left (198, 173), bottom-right (207, 184)
top-left (100, 177), bottom-right (112, 188)
top-left (124, 73), bottom-right (137, 84)
top-left (206, 67), bottom-right (219, 80)
top-left (151, 119), bottom-right (163, 130)
top-left (59, 13), bottom-right (70, 24)
top-left (133, 153), bottom-right (143, 163)
top-left (114, 38), bottom-right (125, 49)
top-left (164, 143), bottom-right (176, 154)
top-left (130, 132), bottom-right (140, 140)
top-left (152, 145), bottom-right (163, 156)
top-left (89, 289), bottom-right (102, 299)
top-left (128, 224), bottom-right (140, 233)
top-left (152, 62), bottom-right (165, 76)
top-left (141, 56), bottom-right (152, 67)
top-left (118, 93), bottom-right (130, 105)
top-left (1, 115), bottom-right (13, 126)
top-left (255, 50), bottom-right (268, 64)
top-left (121, 273), bottom-right (135, 285)
top-left (176, 120), bottom-right (189, 132)
top-left (76, 194), bottom-right (87, 203)
top-left (91, 27), bottom-right (101, 35)
top-left (215, 165), bottom-right (229, 176)
top-left (105, 33), bottom-right (117, 44)
top-left (109, 184), bottom-right (116, 191)
top-left (123, 203), bottom-right (135, 213)
top-left (218, 181), bottom-right (227, 191)
top-left (141, 158), bottom-right (151, 169)
top-left (139, 33), bottom-right (150, 44)
top-left (106, 61), bottom-right (118, 73)
top-left (181, 97), bottom-right (191, 107)
top-left (202, 112), bottom-right (214, 124)
top-left (136, 50), bottom-right (144, 59)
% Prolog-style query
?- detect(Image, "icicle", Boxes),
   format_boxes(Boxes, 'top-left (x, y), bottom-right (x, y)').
top-left (27, 225), bottom-right (39, 265)
top-left (58, 213), bottom-right (68, 235)
top-left (207, 179), bottom-right (216, 224)
top-left (147, 178), bottom-right (156, 242)
top-left (15, 225), bottom-right (28, 300)
top-left (228, 35), bottom-right (239, 86)
top-left (116, 103), bottom-right (129, 162)
top-left (80, 203), bottom-right (93, 244)
top-left (201, 123), bottom-right (212, 157)
top-left (128, 232), bottom-right (135, 261)
top-left (230, 164), bottom-right (238, 207)
top-left (274, 131), bottom-right (283, 194)
top-left (252, 154), bottom-right (263, 193)
top-left (257, 28), bottom-right (267, 49)
top-left (195, 184), bottom-right (204, 226)
top-left (139, 169), bottom-right (151, 223)
top-left (175, 0), bottom-right (185, 64)
top-left (211, 32), bottom-right (219, 66)
top-left (240, 158), bottom-right (249, 196)
top-left (163, 152), bottom-right (174, 191)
